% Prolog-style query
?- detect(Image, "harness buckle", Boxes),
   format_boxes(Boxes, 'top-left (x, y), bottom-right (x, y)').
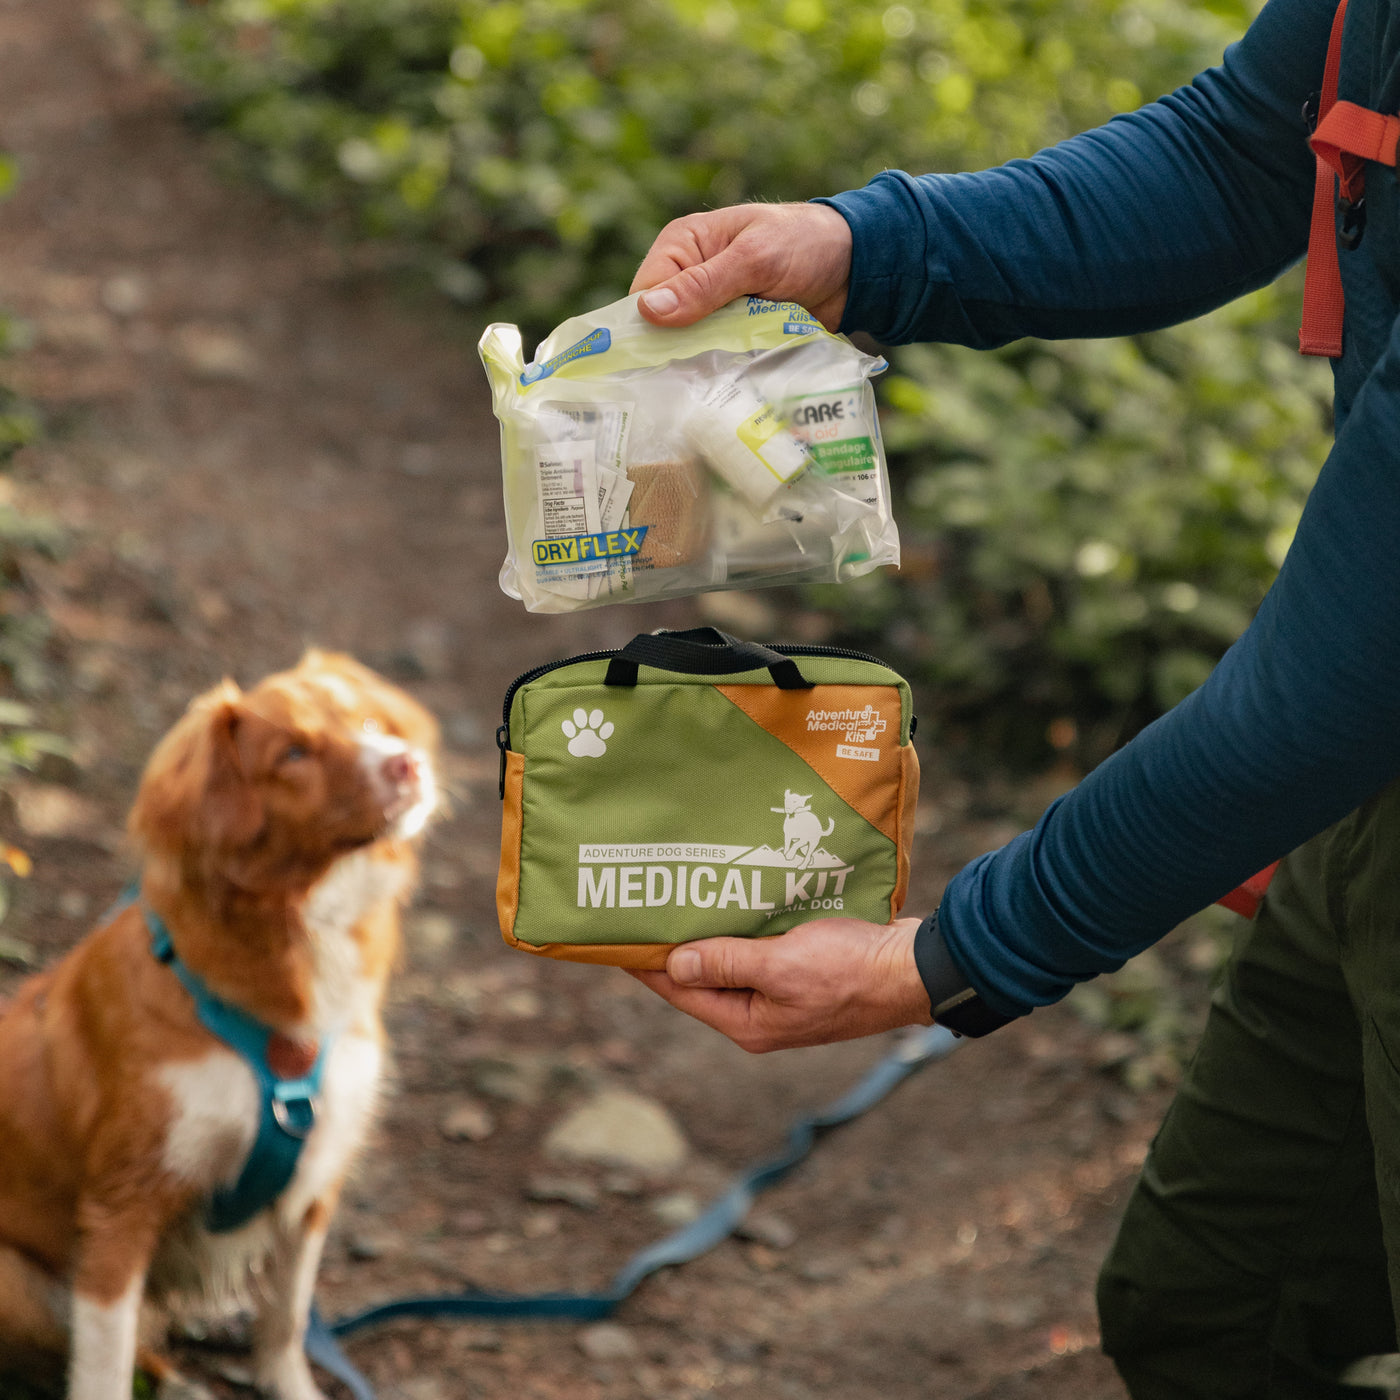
top-left (272, 1092), bottom-right (318, 1140)
top-left (1340, 195), bottom-right (1367, 251)
top-left (1303, 90), bottom-right (1321, 133)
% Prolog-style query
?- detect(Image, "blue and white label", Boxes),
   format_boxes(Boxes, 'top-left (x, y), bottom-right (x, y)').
top-left (520, 328), bottom-right (612, 385)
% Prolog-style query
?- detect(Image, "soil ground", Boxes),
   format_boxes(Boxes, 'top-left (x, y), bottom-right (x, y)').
top-left (0, 3), bottom-right (1174, 1395)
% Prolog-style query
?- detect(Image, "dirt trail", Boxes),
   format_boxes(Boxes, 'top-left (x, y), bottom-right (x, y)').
top-left (0, 2), bottom-right (1155, 1395)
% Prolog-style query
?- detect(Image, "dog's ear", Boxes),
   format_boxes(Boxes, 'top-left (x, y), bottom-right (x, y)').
top-left (203, 700), bottom-right (271, 853)
top-left (128, 684), bottom-right (265, 860)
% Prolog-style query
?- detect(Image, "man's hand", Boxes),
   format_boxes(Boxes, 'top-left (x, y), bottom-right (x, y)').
top-left (629, 916), bottom-right (932, 1053)
top-left (629, 202), bottom-right (853, 331)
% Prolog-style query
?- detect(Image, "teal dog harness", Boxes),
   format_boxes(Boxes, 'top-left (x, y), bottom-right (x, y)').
top-left (145, 906), bottom-right (331, 1233)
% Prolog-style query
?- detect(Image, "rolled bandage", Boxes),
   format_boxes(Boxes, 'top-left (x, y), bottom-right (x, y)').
top-left (626, 458), bottom-right (710, 569)
top-left (684, 373), bottom-right (809, 509)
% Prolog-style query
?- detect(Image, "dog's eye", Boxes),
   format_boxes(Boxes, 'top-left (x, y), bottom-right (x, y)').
top-left (279, 742), bottom-right (311, 766)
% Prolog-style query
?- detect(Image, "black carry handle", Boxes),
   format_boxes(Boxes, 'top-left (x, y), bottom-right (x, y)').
top-left (604, 627), bottom-right (813, 689)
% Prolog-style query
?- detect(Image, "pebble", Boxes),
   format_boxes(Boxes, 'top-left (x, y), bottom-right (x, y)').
top-left (346, 1230), bottom-right (395, 1262)
top-left (470, 1051), bottom-right (553, 1105)
top-left (500, 987), bottom-right (543, 1020)
top-left (406, 911), bottom-right (458, 966)
top-left (0, 935), bottom-right (36, 968)
top-left (11, 782), bottom-right (101, 839)
top-left (156, 1375), bottom-right (218, 1400)
top-left (174, 323), bottom-right (259, 381)
top-left (736, 1211), bottom-right (796, 1250)
top-left (521, 1209), bottom-right (560, 1239)
top-left (577, 1323), bottom-right (639, 1362)
top-left (798, 1255), bottom-right (846, 1283)
top-left (100, 273), bottom-right (148, 316)
top-left (526, 1174), bottom-right (600, 1210)
top-left (440, 1099), bottom-right (495, 1142)
top-left (649, 1191), bottom-right (701, 1227)
top-left (397, 1380), bottom-right (449, 1400)
top-left (544, 1089), bottom-right (688, 1175)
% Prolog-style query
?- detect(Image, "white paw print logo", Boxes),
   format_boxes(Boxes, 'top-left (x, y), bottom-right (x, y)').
top-left (562, 707), bottom-right (613, 757)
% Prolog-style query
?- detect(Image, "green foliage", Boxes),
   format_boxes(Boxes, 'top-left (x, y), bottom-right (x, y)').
top-left (826, 276), bottom-right (1332, 762)
top-left (135, 0), bottom-right (1324, 758)
top-left (135, 0), bottom-right (1251, 326)
top-left (0, 175), bottom-right (37, 467)
top-left (1069, 907), bottom-right (1237, 1087)
top-left (0, 156), bottom-right (56, 930)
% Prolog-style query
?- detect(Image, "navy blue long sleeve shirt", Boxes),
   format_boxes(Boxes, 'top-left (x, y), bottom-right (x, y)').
top-left (821, 0), bottom-right (1400, 1017)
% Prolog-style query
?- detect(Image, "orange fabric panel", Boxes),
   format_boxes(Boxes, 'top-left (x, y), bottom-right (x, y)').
top-left (891, 741), bottom-right (920, 918)
top-left (497, 749), bottom-right (525, 941)
top-left (715, 683), bottom-right (911, 845)
top-left (509, 940), bottom-right (676, 970)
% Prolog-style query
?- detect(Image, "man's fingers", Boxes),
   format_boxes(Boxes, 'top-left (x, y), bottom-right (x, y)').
top-left (637, 244), bottom-right (762, 327)
top-left (628, 968), bottom-right (768, 1046)
top-left (666, 936), bottom-right (772, 990)
top-left (632, 206), bottom-right (782, 326)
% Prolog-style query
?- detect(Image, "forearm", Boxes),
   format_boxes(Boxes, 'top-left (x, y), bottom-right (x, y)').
top-left (937, 329), bottom-right (1400, 1015)
top-left (822, 0), bottom-right (1330, 347)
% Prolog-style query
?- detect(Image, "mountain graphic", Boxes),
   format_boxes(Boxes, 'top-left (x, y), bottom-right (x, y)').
top-left (734, 846), bottom-right (847, 870)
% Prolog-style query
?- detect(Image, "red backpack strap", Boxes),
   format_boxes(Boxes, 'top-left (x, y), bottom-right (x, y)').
top-left (1297, 0), bottom-right (1400, 356)
top-left (1215, 860), bottom-right (1280, 920)
top-left (1299, 0), bottom-right (1354, 357)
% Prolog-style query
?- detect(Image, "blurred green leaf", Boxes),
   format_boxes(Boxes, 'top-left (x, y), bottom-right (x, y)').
top-left (129, 0), bottom-right (1323, 762)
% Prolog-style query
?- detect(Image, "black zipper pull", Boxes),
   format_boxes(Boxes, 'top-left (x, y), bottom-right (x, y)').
top-left (497, 724), bottom-right (509, 799)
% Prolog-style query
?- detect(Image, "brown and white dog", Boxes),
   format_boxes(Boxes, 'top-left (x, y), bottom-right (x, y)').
top-left (0, 650), bottom-right (440, 1400)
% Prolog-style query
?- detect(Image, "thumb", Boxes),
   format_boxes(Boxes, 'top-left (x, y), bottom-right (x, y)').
top-left (637, 246), bottom-right (755, 328)
top-left (667, 938), bottom-right (763, 989)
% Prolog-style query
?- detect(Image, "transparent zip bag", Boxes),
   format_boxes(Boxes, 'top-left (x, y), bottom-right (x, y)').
top-left (479, 294), bottom-right (899, 613)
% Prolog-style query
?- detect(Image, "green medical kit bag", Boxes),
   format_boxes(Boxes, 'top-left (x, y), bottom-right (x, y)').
top-left (496, 628), bottom-right (920, 968)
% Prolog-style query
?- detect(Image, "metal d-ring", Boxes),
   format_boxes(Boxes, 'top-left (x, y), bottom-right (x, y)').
top-left (273, 1093), bottom-right (318, 1139)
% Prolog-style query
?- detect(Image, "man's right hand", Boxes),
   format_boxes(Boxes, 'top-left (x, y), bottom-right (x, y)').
top-left (629, 202), bottom-right (853, 331)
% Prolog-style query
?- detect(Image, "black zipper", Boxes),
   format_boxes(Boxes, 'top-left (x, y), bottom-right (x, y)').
top-left (497, 641), bottom-right (910, 797)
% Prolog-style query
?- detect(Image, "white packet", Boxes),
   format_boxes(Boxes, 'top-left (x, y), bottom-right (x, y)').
top-left (479, 294), bottom-right (898, 614)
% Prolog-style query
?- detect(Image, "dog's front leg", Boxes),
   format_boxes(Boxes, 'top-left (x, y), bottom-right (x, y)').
top-left (252, 1198), bottom-right (334, 1400)
top-left (69, 1216), bottom-right (156, 1400)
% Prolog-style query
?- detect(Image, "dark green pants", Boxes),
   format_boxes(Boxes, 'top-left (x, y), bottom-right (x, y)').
top-left (1098, 783), bottom-right (1400, 1398)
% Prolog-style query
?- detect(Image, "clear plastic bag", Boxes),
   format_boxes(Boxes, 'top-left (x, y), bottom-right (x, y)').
top-left (479, 294), bottom-right (898, 613)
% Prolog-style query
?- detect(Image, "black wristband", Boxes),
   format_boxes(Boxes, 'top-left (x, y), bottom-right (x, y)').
top-left (912, 910), bottom-right (1019, 1039)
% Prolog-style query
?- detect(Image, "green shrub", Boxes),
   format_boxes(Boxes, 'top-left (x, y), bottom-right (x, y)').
top-left (821, 275), bottom-right (1332, 763)
top-left (0, 154), bottom-right (58, 930)
top-left (135, 0), bottom-right (1251, 327)
top-left (135, 0), bottom-right (1325, 760)
top-left (0, 156), bottom-right (37, 468)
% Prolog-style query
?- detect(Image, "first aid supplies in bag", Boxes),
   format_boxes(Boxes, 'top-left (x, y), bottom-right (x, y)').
top-left (496, 628), bottom-right (920, 968)
top-left (479, 295), bottom-right (899, 613)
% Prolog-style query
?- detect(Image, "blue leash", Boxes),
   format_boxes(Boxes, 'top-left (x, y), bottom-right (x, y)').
top-left (305, 1024), bottom-right (961, 1399)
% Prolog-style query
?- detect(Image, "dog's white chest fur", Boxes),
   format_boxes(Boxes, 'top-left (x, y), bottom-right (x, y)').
top-left (150, 850), bottom-right (393, 1305)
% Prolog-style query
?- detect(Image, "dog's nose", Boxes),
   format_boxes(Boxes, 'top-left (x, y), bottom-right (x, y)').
top-left (383, 750), bottom-right (420, 790)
